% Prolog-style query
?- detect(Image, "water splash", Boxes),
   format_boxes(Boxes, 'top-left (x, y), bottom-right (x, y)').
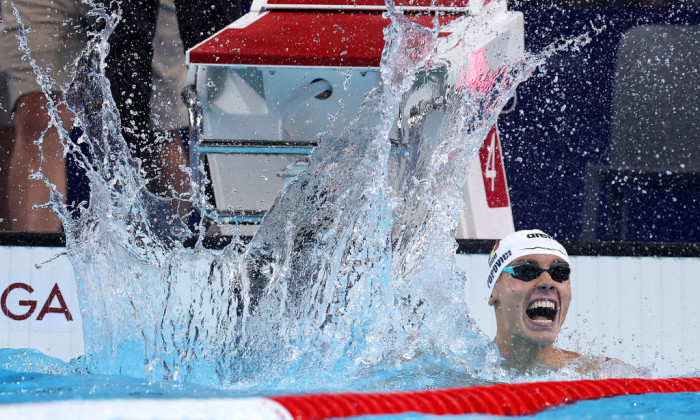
top-left (10, 1), bottom-right (578, 390)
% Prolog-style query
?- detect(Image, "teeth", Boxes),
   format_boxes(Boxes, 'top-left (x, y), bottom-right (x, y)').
top-left (528, 300), bottom-right (556, 311)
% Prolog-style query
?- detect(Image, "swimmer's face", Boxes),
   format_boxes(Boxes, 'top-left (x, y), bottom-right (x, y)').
top-left (489, 254), bottom-right (572, 346)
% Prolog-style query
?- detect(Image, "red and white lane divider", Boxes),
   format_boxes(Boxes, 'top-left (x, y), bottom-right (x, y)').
top-left (2, 377), bottom-right (700, 419)
top-left (271, 377), bottom-right (700, 418)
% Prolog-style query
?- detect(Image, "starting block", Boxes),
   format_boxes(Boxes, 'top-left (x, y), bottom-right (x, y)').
top-left (185, 0), bottom-right (522, 238)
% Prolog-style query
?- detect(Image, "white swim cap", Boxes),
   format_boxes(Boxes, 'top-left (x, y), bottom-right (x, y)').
top-left (486, 229), bottom-right (569, 293)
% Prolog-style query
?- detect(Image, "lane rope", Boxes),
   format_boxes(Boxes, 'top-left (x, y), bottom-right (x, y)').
top-left (2, 377), bottom-right (699, 419)
top-left (270, 377), bottom-right (700, 419)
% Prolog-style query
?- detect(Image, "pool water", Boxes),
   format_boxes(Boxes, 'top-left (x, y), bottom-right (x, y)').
top-left (533, 392), bottom-right (700, 419)
top-left (0, 348), bottom-right (492, 400)
top-left (2, 358), bottom-right (699, 419)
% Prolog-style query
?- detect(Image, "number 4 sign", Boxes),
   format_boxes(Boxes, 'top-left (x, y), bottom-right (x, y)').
top-left (478, 125), bottom-right (510, 208)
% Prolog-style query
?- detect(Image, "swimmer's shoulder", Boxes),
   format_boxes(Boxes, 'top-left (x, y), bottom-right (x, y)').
top-left (559, 350), bottom-right (650, 378)
top-left (552, 348), bottom-right (582, 366)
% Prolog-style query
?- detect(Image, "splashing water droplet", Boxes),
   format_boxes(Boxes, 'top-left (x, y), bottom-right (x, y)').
top-left (13, 1), bottom-right (576, 391)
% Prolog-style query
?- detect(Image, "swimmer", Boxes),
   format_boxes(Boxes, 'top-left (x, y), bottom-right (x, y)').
top-left (486, 229), bottom-right (646, 377)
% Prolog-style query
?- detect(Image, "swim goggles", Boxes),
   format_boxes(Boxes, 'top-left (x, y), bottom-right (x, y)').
top-left (502, 263), bottom-right (570, 283)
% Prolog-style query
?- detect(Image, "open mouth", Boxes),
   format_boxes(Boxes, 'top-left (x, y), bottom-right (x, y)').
top-left (525, 300), bottom-right (557, 325)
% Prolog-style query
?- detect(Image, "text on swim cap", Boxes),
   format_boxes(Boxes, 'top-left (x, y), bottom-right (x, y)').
top-left (487, 250), bottom-right (512, 288)
top-left (527, 232), bottom-right (553, 239)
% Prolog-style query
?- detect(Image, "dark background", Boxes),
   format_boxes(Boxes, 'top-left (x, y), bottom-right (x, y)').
top-left (499, 0), bottom-right (699, 242)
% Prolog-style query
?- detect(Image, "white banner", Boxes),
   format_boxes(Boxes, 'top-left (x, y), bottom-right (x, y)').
top-left (0, 246), bottom-right (83, 361)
